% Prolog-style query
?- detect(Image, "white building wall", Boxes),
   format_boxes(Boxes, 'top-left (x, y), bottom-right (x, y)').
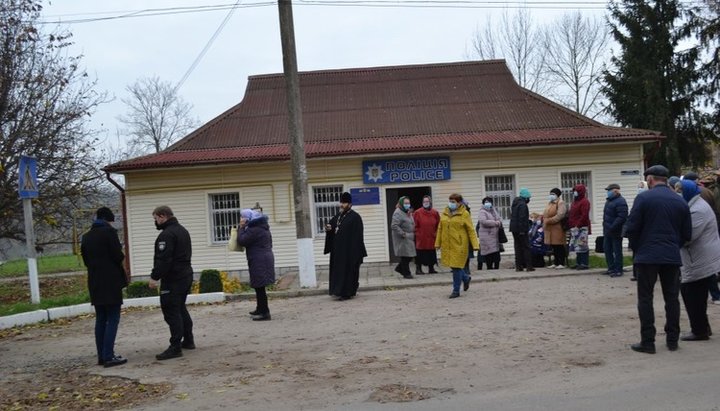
top-left (122, 142), bottom-right (647, 276)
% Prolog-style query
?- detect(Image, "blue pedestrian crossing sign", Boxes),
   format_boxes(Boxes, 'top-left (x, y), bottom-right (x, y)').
top-left (18, 156), bottom-right (39, 199)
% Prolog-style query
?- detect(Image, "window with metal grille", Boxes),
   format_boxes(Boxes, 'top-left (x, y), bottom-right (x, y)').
top-left (561, 171), bottom-right (591, 207)
top-left (313, 185), bottom-right (343, 234)
top-left (209, 193), bottom-right (241, 243)
top-left (484, 175), bottom-right (515, 221)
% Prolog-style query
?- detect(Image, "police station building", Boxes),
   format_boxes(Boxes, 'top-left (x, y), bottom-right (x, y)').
top-left (105, 60), bottom-right (661, 277)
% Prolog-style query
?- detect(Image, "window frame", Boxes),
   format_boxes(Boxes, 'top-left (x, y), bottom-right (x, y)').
top-left (208, 192), bottom-right (242, 245)
top-left (311, 185), bottom-right (344, 236)
top-left (560, 171), bottom-right (592, 217)
top-left (483, 174), bottom-right (516, 223)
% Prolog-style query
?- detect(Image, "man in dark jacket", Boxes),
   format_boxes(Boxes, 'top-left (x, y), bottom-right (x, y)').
top-left (509, 188), bottom-right (534, 272)
top-left (324, 192), bottom-right (367, 301)
top-left (624, 165), bottom-right (692, 354)
top-left (602, 183), bottom-right (628, 277)
top-left (81, 207), bottom-right (128, 368)
top-left (148, 206), bottom-right (195, 360)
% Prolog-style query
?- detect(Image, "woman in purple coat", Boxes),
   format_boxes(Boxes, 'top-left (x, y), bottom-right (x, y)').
top-left (237, 209), bottom-right (276, 321)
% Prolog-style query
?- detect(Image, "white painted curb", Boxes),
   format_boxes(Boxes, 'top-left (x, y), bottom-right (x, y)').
top-left (47, 303), bottom-right (93, 320)
top-left (0, 310), bottom-right (49, 329)
top-left (0, 293), bottom-right (226, 330)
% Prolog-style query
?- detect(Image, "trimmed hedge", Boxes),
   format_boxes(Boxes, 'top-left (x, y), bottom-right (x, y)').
top-left (126, 281), bottom-right (158, 298)
top-left (199, 269), bottom-right (223, 293)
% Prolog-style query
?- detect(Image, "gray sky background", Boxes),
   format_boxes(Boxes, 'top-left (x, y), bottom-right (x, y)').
top-left (40, 1), bottom-right (607, 149)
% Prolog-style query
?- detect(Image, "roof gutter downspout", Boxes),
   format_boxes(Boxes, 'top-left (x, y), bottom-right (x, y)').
top-left (106, 172), bottom-right (131, 282)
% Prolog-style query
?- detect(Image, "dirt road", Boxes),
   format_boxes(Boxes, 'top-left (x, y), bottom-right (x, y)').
top-left (1, 274), bottom-right (718, 410)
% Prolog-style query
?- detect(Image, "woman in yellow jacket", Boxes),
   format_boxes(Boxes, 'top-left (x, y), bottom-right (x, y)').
top-left (435, 193), bottom-right (480, 298)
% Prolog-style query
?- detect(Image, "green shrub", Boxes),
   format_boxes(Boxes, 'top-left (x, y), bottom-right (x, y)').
top-left (126, 281), bottom-right (158, 298)
top-left (199, 269), bottom-right (223, 293)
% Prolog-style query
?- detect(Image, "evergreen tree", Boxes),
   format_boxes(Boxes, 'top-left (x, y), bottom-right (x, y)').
top-left (603, 0), bottom-right (715, 174)
top-left (689, 1), bottom-right (720, 134)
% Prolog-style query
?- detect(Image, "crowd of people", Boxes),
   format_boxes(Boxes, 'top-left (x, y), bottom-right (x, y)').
top-left (81, 164), bottom-right (720, 366)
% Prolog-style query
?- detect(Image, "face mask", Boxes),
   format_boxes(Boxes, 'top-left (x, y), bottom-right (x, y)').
top-left (422, 202), bottom-right (431, 209)
top-left (606, 191), bottom-right (615, 199)
top-left (573, 191), bottom-right (578, 198)
top-left (483, 202), bottom-right (492, 209)
top-left (403, 204), bottom-right (411, 211)
top-left (448, 202), bottom-right (457, 211)
top-left (549, 194), bottom-right (557, 202)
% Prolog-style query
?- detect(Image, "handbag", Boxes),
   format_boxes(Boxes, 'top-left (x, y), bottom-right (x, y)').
top-left (227, 227), bottom-right (245, 252)
top-left (498, 225), bottom-right (508, 244)
top-left (556, 203), bottom-right (570, 231)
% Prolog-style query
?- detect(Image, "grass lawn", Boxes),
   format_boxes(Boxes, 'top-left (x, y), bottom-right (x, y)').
top-left (566, 254), bottom-right (634, 269)
top-left (0, 254), bottom-right (85, 278)
top-left (0, 276), bottom-right (89, 317)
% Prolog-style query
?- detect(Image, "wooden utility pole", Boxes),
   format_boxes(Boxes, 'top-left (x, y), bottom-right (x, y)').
top-left (277, 0), bottom-right (317, 288)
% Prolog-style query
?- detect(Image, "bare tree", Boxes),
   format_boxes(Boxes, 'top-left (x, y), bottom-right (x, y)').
top-left (469, 9), bottom-right (548, 94)
top-left (118, 76), bottom-right (199, 154)
top-left (0, 0), bottom-right (108, 246)
top-left (542, 12), bottom-right (610, 119)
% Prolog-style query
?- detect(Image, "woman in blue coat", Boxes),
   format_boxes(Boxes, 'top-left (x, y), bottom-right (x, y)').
top-left (237, 209), bottom-right (276, 321)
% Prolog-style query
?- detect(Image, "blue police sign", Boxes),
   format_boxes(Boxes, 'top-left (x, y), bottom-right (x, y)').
top-left (350, 187), bottom-right (380, 206)
top-left (18, 156), bottom-right (39, 199)
top-left (363, 157), bottom-right (451, 184)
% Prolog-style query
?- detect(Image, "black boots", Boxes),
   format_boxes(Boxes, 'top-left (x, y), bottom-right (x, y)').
top-left (156, 346), bottom-right (183, 360)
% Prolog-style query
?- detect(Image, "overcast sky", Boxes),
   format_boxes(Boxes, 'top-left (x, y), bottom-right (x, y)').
top-left (40, 0), bottom-right (607, 148)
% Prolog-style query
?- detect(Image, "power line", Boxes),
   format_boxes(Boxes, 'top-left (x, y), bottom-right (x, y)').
top-left (174, 0), bottom-right (242, 93)
top-left (39, 1), bottom-right (711, 25)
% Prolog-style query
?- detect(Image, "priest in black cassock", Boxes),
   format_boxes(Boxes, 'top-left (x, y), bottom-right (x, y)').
top-left (324, 191), bottom-right (367, 300)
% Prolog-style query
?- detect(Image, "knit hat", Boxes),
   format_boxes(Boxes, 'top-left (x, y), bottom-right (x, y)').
top-left (519, 188), bottom-right (531, 199)
top-left (240, 209), bottom-right (254, 221)
top-left (96, 207), bottom-right (115, 222)
top-left (680, 179), bottom-right (701, 203)
top-left (340, 192), bottom-right (352, 203)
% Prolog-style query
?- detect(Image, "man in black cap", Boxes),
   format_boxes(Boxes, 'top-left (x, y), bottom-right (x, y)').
top-left (602, 183), bottom-right (628, 277)
top-left (81, 207), bottom-right (128, 367)
top-left (324, 192), bottom-right (367, 301)
top-left (624, 165), bottom-right (691, 353)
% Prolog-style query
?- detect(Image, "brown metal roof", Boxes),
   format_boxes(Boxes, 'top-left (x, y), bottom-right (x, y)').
top-left (105, 60), bottom-right (661, 173)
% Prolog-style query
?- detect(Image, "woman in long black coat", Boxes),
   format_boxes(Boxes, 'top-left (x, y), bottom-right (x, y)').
top-left (80, 207), bottom-right (128, 367)
top-left (237, 209), bottom-right (276, 321)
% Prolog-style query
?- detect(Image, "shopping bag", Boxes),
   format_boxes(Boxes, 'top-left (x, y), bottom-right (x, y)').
top-left (227, 227), bottom-right (244, 252)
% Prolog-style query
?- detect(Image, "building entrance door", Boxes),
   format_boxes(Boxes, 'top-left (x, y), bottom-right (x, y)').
top-left (385, 186), bottom-right (431, 263)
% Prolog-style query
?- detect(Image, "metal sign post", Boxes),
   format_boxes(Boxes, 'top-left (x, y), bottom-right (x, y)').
top-left (18, 155), bottom-right (40, 304)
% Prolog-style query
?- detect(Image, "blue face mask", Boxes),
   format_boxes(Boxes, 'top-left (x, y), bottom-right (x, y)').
top-left (448, 202), bottom-right (457, 211)
top-left (403, 204), bottom-right (411, 211)
top-left (573, 191), bottom-right (578, 198)
top-left (483, 202), bottom-right (492, 209)
top-left (549, 194), bottom-right (557, 202)
top-left (606, 191), bottom-right (615, 199)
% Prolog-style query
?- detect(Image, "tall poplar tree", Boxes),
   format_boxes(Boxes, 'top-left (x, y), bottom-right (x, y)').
top-left (603, 0), bottom-right (715, 174)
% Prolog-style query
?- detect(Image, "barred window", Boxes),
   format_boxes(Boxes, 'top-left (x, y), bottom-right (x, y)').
top-left (561, 171), bottom-right (591, 207)
top-left (484, 175), bottom-right (515, 221)
top-left (209, 193), bottom-right (241, 243)
top-left (313, 185), bottom-right (343, 234)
